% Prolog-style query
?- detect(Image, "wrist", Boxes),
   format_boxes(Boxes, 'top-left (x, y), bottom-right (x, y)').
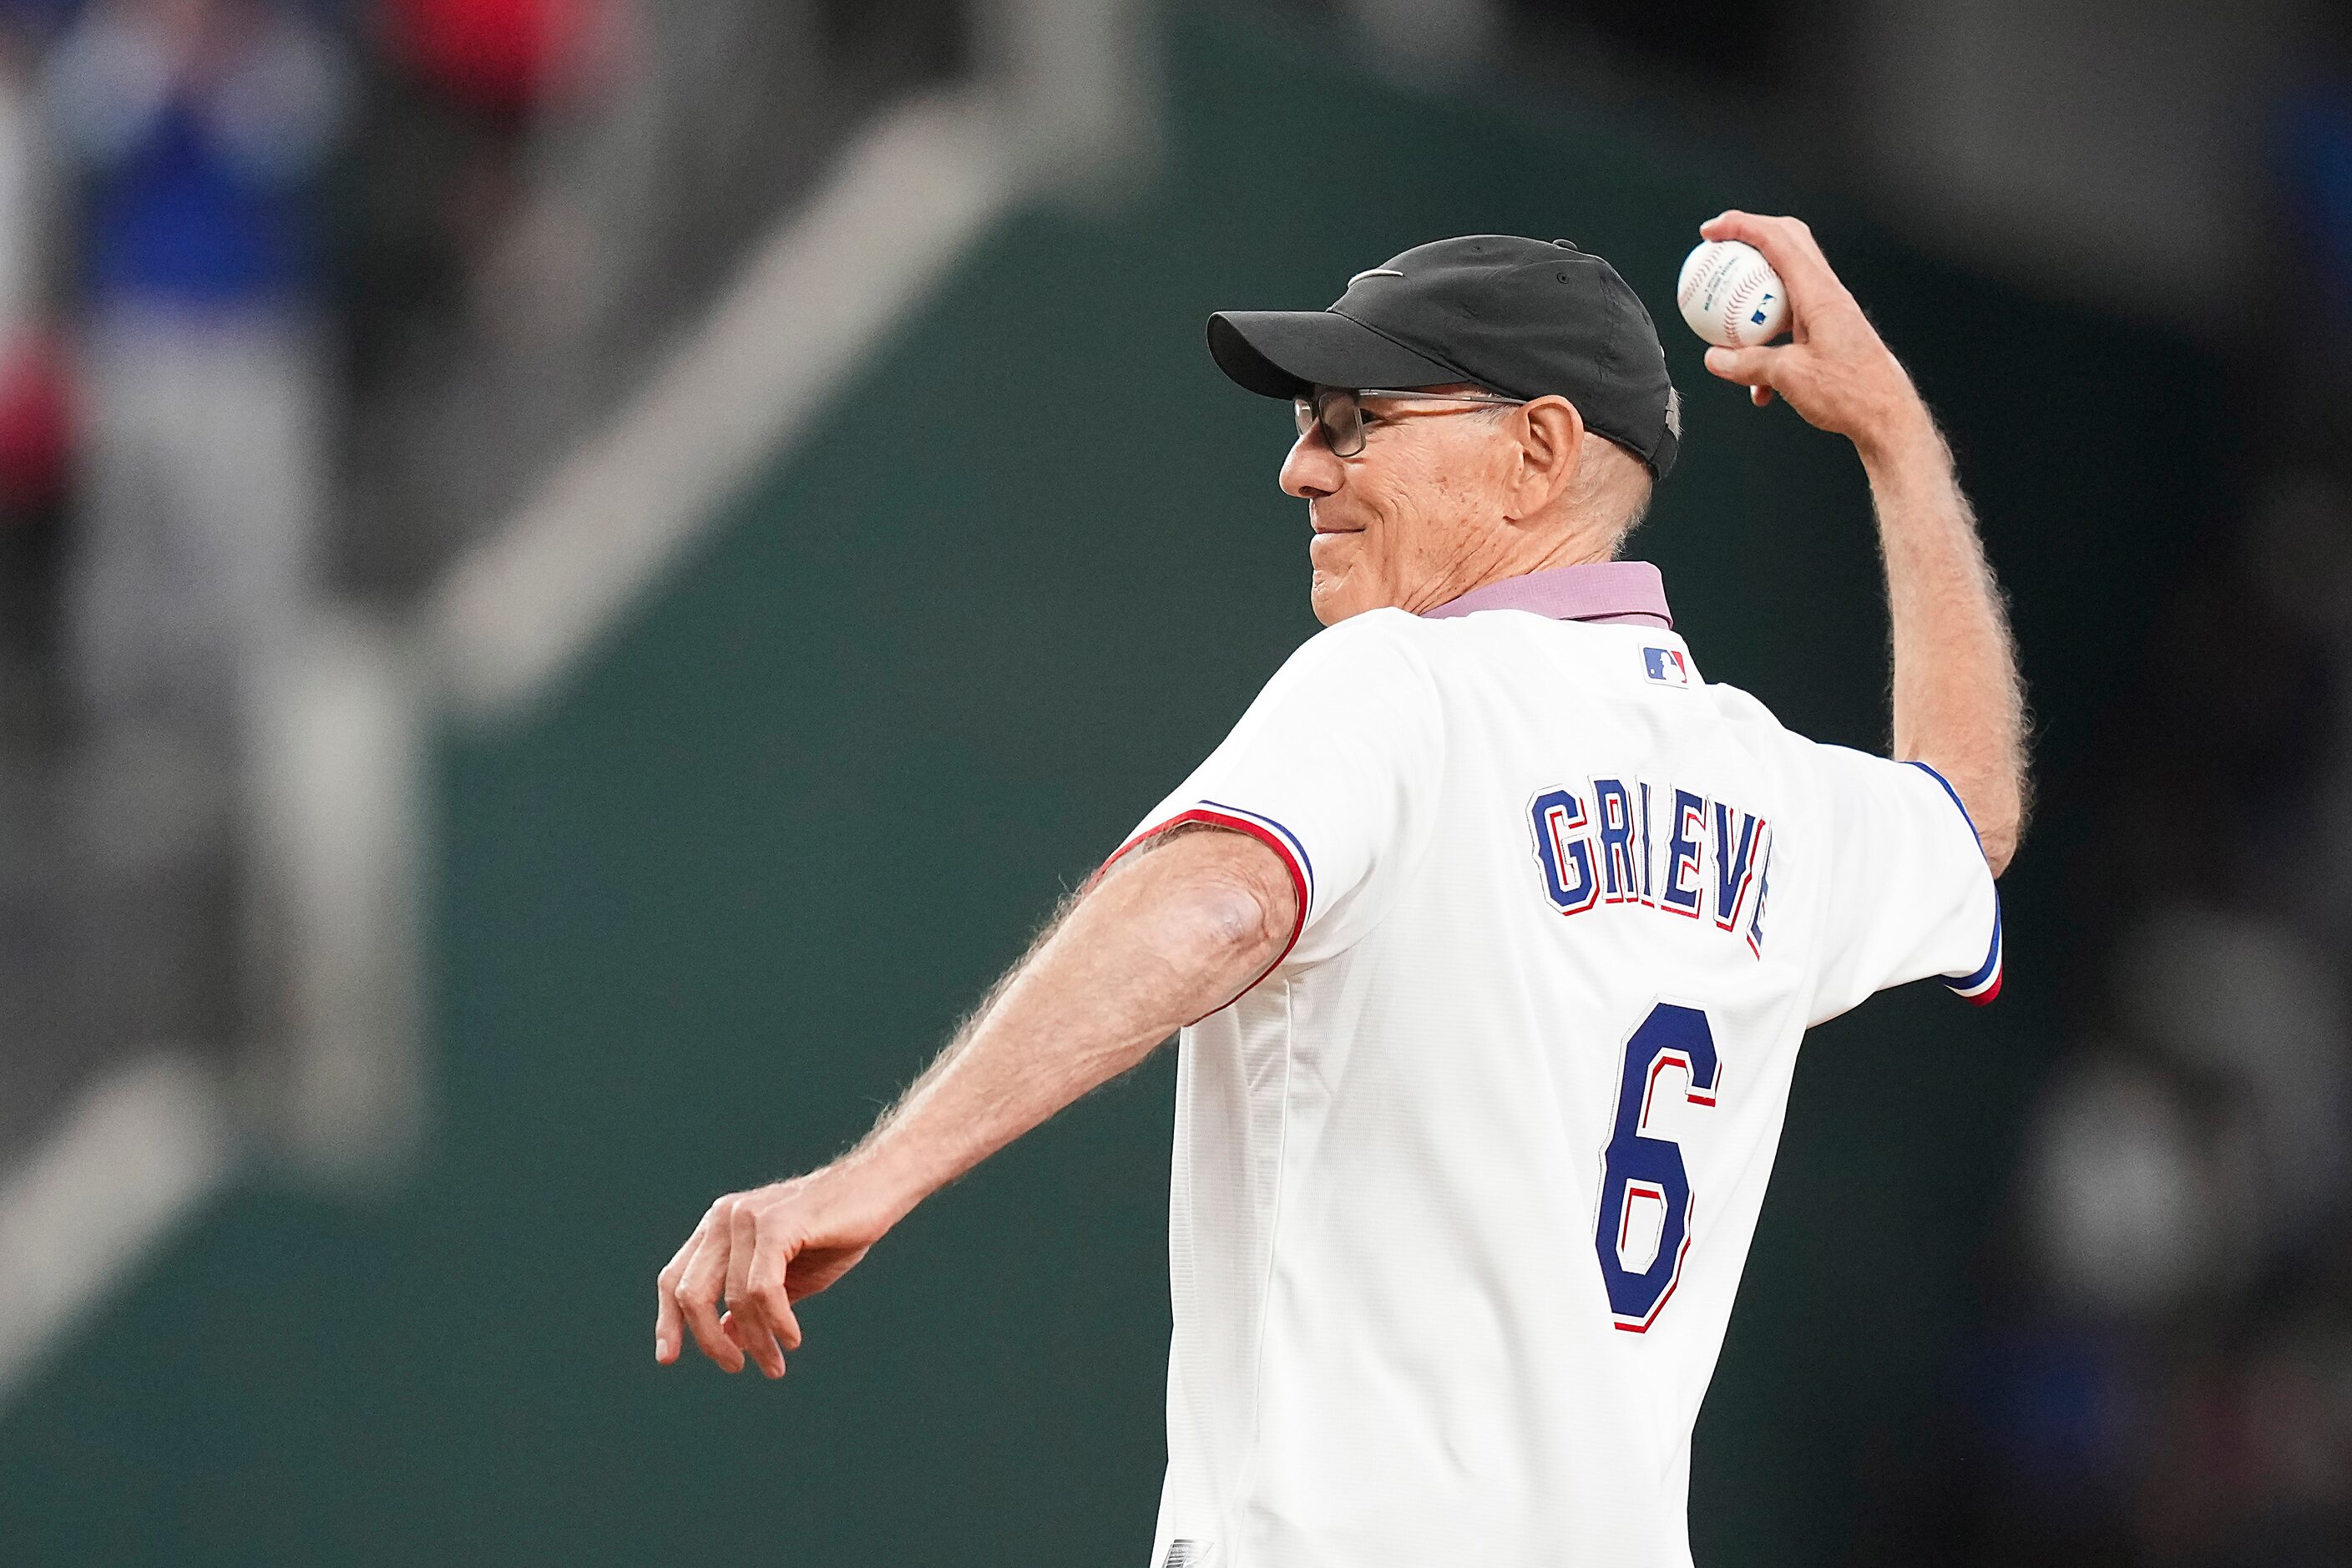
top-left (1849, 387), bottom-right (1940, 473)
top-left (822, 1139), bottom-right (934, 1234)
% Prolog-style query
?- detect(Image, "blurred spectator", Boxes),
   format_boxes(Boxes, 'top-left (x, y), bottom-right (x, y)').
top-left (0, 12), bottom-right (67, 745)
top-left (334, 0), bottom-right (613, 391)
top-left (0, 331), bottom-right (76, 738)
top-left (43, 0), bottom-right (346, 752)
top-left (379, 0), bottom-right (610, 118)
top-left (35, 0), bottom-right (349, 1057)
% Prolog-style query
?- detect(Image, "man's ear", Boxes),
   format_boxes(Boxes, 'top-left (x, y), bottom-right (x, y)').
top-left (1505, 396), bottom-right (1586, 522)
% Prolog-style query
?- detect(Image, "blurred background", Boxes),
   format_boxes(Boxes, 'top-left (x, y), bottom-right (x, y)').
top-left (0, 0), bottom-right (2344, 1561)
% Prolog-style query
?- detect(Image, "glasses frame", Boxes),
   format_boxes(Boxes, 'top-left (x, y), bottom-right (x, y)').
top-left (1292, 386), bottom-right (1528, 458)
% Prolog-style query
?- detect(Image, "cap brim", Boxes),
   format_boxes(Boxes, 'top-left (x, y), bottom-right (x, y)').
top-left (1206, 309), bottom-right (1469, 399)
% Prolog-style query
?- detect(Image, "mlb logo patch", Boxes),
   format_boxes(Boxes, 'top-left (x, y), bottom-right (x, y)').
top-left (1643, 646), bottom-right (1690, 686)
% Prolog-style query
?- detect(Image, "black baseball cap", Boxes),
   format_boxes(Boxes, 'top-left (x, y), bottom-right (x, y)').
top-left (1207, 235), bottom-right (1681, 478)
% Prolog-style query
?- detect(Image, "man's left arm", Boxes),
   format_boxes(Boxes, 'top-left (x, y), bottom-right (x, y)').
top-left (1697, 211), bottom-right (2028, 875)
top-left (654, 823), bottom-right (1297, 1378)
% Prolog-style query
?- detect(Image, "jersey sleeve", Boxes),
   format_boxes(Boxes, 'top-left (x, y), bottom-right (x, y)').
top-left (1804, 747), bottom-right (2002, 1024)
top-left (1105, 609), bottom-right (1446, 975)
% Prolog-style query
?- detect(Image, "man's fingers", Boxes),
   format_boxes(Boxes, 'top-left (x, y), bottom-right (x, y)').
top-left (654, 1222), bottom-right (706, 1364)
top-left (674, 1212), bottom-right (746, 1373)
top-left (655, 1265), bottom-right (685, 1364)
top-left (1699, 210), bottom-right (1831, 290)
top-left (721, 1310), bottom-right (787, 1379)
top-left (723, 1202), bottom-right (763, 1338)
top-left (1704, 345), bottom-right (1782, 407)
top-left (722, 1204), bottom-right (788, 1377)
top-left (1698, 211), bottom-right (1844, 312)
top-left (746, 1230), bottom-right (806, 1353)
top-left (1704, 344), bottom-right (1778, 387)
top-left (656, 1175), bottom-right (867, 1378)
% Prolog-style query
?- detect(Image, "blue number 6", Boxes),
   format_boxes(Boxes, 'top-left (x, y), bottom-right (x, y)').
top-left (1596, 1002), bottom-right (1720, 1332)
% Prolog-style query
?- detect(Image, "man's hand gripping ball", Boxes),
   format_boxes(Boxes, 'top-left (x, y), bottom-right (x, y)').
top-left (1690, 212), bottom-right (1927, 456)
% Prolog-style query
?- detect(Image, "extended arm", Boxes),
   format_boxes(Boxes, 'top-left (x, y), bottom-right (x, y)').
top-left (655, 823), bottom-right (1297, 1376)
top-left (1697, 212), bottom-right (2028, 873)
top-left (1857, 401), bottom-right (2026, 872)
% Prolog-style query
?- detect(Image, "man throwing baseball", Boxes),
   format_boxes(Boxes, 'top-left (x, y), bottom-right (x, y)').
top-left (655, 214), bottom-right (2025, 1568)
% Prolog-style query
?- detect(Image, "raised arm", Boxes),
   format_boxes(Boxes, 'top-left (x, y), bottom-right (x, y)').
top-left (1696, 212), bottom-right (2028, 874)
top-left (654, 823), bottom-right (1297, 1377)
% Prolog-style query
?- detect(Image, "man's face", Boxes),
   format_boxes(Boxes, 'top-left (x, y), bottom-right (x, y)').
top-left (1279, 386), bottom-right (1516, 625)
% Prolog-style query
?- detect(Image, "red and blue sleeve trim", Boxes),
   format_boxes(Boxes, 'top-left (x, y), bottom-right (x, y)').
top-left (1099, 802), bottom-right (1313, 994)
top-left (1197, 799), bottom-right (1316, 908)
top-left (1944, 907), bottom-right (2003, 1004)
top-left (1904, 761), bottom-right (2004, 1006)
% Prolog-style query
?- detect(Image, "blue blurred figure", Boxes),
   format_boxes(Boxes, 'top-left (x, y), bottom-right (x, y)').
top-left (41, 0), bottom-right (348, 1056)
top-left (44, 0), bottom-right (346, 761)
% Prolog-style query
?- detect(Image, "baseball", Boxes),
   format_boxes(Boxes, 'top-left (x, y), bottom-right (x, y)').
top-left (1677, 240), bottom-right (1788, 349)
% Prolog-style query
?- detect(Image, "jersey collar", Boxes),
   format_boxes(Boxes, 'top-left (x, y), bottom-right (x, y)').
top-left (1419, 560), bottom-right (1673, 629)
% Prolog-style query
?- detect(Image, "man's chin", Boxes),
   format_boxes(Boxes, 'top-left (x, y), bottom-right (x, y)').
top-left (1309, 569), bottom-right (1373, 626)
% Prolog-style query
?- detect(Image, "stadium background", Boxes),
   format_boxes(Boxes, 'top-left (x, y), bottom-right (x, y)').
top-left (0, 1), bottom-right (2341, 1563)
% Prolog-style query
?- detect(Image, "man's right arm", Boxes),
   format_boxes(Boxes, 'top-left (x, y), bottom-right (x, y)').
top-left (654, 822), bottom-right (1297, 1377)
top-left (1695, 211), bottom-right (2027, 874)
top-left (1852, 399), bottom-right (2027, 873)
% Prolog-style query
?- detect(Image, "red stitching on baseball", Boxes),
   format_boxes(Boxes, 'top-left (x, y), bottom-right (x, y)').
top-left (1677, 254), bottom-right (1712, 310)
top-left (1721, 270), bottom-right (1766, 347)
top-left (1678, 247), bottom-right (1734, 311)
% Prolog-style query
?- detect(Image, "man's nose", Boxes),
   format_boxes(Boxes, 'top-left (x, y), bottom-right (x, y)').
top-left (1280, 430), bottom-right (1340, 500)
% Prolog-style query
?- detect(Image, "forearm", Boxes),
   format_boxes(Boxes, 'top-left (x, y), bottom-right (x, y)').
top-left (837, 829), bottom-right (1292, 1227)
top-left (1692, 211), bottom-right (2028, 872)
top-left (1859, 406), bottom-right (2027, 873)
top-left (655, 826), bottom-right (1297, 1376)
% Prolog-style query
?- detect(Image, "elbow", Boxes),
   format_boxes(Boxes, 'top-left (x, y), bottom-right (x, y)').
top-left (1915, 754), bottom-right (2025, 880)
top-left (1168, 878), bottom-right (1291, 975)
top-left (1980, 822), bottom-right (2018, 879)
top-left (1108, 825), bottom-right (1303, 1006)
top-left (1975, 779), bottom-right (2025, 879)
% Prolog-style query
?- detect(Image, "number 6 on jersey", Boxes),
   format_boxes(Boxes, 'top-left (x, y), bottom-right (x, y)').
top-left (1596, 1002), bottom-right (1720, 1332)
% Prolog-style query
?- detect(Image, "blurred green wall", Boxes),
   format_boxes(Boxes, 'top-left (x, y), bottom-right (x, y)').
top-left (0, 8), bottom-right (2222, 1564)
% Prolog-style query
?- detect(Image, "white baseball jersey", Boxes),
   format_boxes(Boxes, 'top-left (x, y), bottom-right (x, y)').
top-left (1110, 564), bottom-right (2000, 1568)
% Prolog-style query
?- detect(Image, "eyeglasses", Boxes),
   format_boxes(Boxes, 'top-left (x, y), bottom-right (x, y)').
top-left (1292, 386), bottom-right (1527, 458)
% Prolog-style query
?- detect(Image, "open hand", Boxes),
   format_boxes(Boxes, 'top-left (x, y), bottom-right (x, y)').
top-left (1696, 212), bottom-right (1927, 455)
top-left (654, 1167), bottom-right (889, 1378)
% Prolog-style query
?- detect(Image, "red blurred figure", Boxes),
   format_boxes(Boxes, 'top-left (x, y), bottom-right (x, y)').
top-left (380, 0), bottom-right (616, 119)
top-left (0, 330), bottom-right (73, 518)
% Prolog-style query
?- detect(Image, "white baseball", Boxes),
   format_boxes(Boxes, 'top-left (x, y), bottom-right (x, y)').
top-left (1676, 240), bottom-right (1788, 349)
